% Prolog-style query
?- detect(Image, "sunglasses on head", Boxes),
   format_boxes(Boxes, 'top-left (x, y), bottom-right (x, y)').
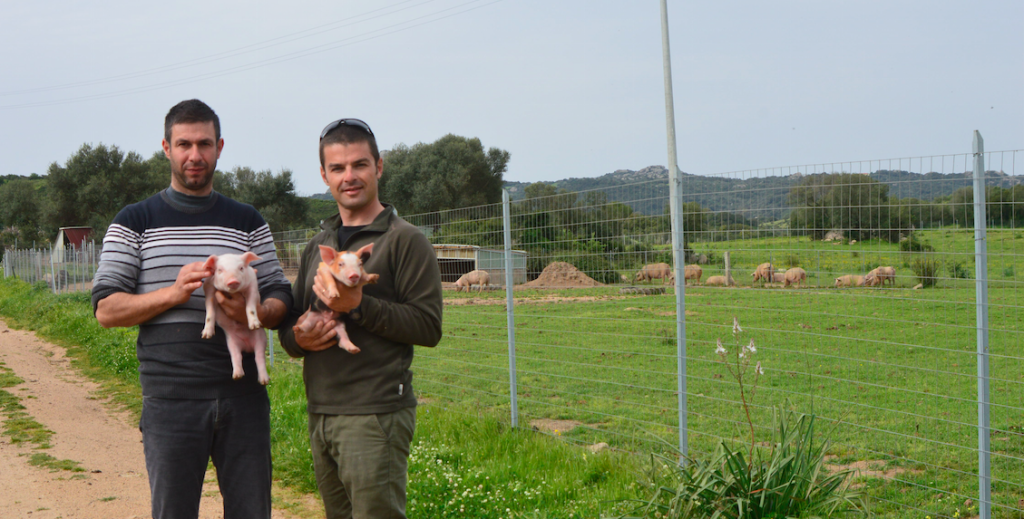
top-left (320, 118), bottom-right (374, 140)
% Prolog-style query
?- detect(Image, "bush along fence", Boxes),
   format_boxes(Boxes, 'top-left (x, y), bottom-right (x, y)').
top-left (2, 136), bottom-right (1021, 518)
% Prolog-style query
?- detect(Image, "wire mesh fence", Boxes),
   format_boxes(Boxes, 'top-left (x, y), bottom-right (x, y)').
top-left (2, 241), bottom-right (99, 294)
top-left (400, 147), bottom-right (1022, 518)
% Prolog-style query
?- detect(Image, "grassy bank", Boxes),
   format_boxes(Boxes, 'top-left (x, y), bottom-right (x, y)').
top-left (0, 278), bottom-right (642, 518)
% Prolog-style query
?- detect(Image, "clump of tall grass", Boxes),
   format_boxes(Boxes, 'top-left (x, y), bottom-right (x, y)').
top-left (619, 319), bottom-right (866, 519)
top-left (912, 258), bottom-right (941, 288)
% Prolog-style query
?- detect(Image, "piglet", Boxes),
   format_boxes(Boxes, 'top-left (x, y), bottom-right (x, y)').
top-left (295, 243), bottom-right (378, 354)
top-left (200, 252), bottom-right (269, 385)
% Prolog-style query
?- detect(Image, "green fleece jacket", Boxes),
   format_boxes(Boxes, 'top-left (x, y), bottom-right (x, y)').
top-left (278, 205), bottom-right (442, 415)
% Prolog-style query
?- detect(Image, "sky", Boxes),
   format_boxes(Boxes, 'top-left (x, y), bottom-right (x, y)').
top-left (1, 1), bottom-right (1021, 197)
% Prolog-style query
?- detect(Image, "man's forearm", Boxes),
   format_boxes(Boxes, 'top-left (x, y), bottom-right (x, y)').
top-left (95, 288), bottom-right (183, 328)
top-left (257, 298), bottom-right (288, 329)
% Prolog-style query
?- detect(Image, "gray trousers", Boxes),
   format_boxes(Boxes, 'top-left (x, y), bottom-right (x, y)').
top-left (309, 406), bottom-right (416, 519)
top-left (140, 392), bottom-right (272, 519)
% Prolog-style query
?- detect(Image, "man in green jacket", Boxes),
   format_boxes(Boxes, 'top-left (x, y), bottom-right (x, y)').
top-left (278, 118), bottom-right (443, 519)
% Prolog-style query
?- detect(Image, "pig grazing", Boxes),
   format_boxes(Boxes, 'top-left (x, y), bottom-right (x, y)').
top-left (864, 266), bottom-right (896, 288)
top-left (455, 270), bottom-right (490, 292)
top-left (201, 252), bottom-right (269, 385)
top-left (770, 272), bottom-right (786, 284)
top-left (751, 262), bottom-right (775, 286)
top-left (834, 274), bottom-right (865, 288)
top-left (296, 243), bottom-right (379, 354)
top-left (704, 275), bottom-right (735, 287)
top-left (683, 264), bottom-right (703, 285)
top-left (783, 267), bottom-right (807, 288)
top-left (635, 263), bottom-right (673, 284)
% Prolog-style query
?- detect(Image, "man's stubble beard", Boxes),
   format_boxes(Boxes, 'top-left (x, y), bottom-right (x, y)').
top-left (172, 160), bottom-right (217, 192)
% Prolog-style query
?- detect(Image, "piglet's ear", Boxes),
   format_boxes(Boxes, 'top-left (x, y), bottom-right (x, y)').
top-left (318, 245), bottom-right (338, 264)
top-left (203, 256), bottom-right (218, 271)
top-left (241, 251), bottom-right (261, 266)
top-left (356, 242), bottom-right (374, 264)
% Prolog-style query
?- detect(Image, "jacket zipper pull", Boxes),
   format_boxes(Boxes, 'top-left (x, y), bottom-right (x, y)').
top-left (398, 383), bottom-right (404, 396)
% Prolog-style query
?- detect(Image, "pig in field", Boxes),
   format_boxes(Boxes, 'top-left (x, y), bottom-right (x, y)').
top-left (295, 243), bottom-right (379, 354)
top-left (683, 264), bottom-right (702, 285)
top-left (455, 270), bottom-right (490, 292)
top-left (783, 267), bottom-right (807, 288)
top-left (201, 252), bottom-right (269, 385)
top-left (635, 263), bottom-right (673, 284)
top-left (704, 275), bottom-right (735, 287)
top-left (863, 266), bottom-right (896, 287)
top-left (834, 274), bottom-right (865, 288)
top-left (751, 262), bottom-right (775, 286)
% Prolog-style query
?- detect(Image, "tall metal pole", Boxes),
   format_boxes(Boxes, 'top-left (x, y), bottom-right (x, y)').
top-left (972, 131), bottom-right (990, 519)
top-left (502, 190), bottom-right (519, 428)
top-left (660, 0), bottom-right (687, 458)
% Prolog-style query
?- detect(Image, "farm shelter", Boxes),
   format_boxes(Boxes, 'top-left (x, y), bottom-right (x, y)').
top-left (50, 227), bottom-right (92, 261)
top-left (433, 244), bottom-right (527, 286)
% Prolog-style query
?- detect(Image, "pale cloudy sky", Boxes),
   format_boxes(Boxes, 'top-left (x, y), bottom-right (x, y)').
top-left (1, 1), bottom-right (1021, 196)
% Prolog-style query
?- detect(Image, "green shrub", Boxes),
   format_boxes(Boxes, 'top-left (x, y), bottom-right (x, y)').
top-left (948, 261), bottom-right (972, 280)
top-left (785, 254), bottom-right (801, 267)
top-left (912, 257), bottom-right (941, 287)
top-left (1004, 266), bottom-right (1016, 278)
top-left (899, 233), bottom-right (934, 253)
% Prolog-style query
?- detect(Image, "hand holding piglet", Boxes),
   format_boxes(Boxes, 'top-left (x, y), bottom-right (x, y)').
top-left (201, 252), bottom-right (270, 385)
top-left (296, 243), bottom-right (378, 354)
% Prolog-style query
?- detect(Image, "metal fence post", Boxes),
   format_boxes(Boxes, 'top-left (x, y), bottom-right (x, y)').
top-left (502, 189), bottom-right (519, 428)
top-left (267, 329), bottom-right (275, 367)
top-left (971, 131), bottom-right (991, 519)
top-left (661, 0), bottom-right (688, 458)
top-left (50, 247), bottom-right (58, 294)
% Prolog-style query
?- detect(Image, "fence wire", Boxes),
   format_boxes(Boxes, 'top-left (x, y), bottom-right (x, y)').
top-left (2, 241), bottom-right (98, 294)
top-left (401, 148), bottom-right (1023, 519)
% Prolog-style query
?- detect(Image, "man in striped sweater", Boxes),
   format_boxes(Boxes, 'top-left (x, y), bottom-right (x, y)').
top-left (91, 99), bottom-right (292, 519)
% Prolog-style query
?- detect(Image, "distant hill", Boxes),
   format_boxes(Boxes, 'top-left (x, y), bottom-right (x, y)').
top-left (503, 166), bottom-right (1020, 218)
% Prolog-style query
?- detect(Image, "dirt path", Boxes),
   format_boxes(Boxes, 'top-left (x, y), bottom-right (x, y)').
top-left (0, 318), bottom-right (316, 519)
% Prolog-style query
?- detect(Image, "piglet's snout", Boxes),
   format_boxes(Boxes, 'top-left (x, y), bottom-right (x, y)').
top-left (225, 278), bottom-right (242, 290)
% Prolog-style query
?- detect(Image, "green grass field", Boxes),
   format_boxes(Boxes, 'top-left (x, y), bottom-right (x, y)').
top-left (421, 229), bottom-right (1024, 518)
top-left (1, 227), bottom-right (1021, 517)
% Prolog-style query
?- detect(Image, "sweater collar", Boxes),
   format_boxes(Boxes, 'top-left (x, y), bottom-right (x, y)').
top-left (321, 203), bottom-right (397, 233)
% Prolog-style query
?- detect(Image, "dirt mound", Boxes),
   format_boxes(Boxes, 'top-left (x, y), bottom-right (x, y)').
top-left (523, 262), bottom-right (604, 288)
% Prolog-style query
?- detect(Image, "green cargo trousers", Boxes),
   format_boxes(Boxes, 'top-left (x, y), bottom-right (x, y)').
top-left (308, 406), bottom-right (416, 519)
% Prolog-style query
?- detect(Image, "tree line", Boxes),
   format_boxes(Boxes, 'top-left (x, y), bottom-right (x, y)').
top-left (0, 144), bottom-right (314, 253)
top-left (1, 134), bottom-right (510, 255)
top-left (788, 173), bottom-right (1024, 241)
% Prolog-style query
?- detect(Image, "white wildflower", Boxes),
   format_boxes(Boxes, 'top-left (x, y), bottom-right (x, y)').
top-left (744, 338), bottom-right (757, 354)
top-left (756, 361), bottom-right (764, 375)
top-left (739, 352), bottom-right (745, 359)
top-left (733, 317), bottom-right (742, 334)
top-left (715, 338), bottom-right (727, 356)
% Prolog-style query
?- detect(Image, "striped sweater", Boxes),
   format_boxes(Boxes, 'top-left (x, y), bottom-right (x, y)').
top-left (91, 189), bottom-right (293, 399)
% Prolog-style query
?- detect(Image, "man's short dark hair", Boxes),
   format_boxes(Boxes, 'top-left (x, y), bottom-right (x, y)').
top-left (164, 99), bottom-right (221, 142)
top-left (319, 125), bottom-right (380, 167)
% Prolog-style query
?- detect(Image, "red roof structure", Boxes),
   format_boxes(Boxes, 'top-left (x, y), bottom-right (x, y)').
top-left (61, 227), bottom-right (92, 248)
